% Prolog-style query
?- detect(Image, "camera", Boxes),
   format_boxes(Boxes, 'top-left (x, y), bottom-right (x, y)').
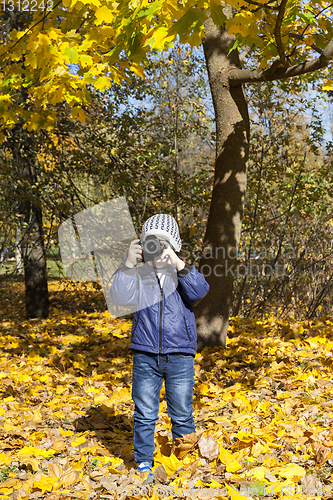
top-left (139, 235), bottom-right (168, 262)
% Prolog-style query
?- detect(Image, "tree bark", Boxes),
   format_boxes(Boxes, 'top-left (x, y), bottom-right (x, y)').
top-left (195, 20), bottom-right (250, 349)
top-left (15, 224), bottom-right (23, 275)
top-left (9, 122), bottom-right (49, 318)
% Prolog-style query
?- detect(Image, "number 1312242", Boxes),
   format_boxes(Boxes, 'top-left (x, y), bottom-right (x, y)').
top-left (1, 0), bottom-right (53, 11)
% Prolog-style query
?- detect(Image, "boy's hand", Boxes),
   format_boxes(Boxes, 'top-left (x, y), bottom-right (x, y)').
top-left (154, 244), bottom-right (185, 271)
top-left (125, 239), bottom-right (142, 268)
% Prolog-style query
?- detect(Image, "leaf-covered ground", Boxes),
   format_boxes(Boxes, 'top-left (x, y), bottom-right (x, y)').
top-left (0, 279), bottom-right (333, 500)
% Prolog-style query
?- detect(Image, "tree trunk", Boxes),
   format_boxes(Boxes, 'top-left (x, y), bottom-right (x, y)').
top-left (10, 122), bottom-right (49, 318)
top-left (195, 20), bottom-right (250, 349)
top-left (15, 224), bottom-right (23, 275)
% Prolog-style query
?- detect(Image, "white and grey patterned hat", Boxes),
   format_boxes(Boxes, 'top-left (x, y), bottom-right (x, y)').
top-left (141, 214), bottom-right (181, 252)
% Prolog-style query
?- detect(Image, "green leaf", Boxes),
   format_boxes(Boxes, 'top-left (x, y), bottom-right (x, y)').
top-left (210, 0), bottom-right (227, 26)
top-left (299, 11), bottom-right (315, 23)
top-left (168, 7), bottom-right (207, 42)
top-left (228, 39), bottom-right (240, 55)
top-left (137, 0), bottom-right (163, 21)
top-left (63, 46), bottom-right (79, 64)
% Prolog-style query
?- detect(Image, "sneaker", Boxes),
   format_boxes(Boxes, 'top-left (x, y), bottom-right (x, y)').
top-left (137, 461), bottom-right (155, 485)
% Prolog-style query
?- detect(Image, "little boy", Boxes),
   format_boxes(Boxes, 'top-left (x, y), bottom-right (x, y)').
top-left (110, 214), bottom-right (209, 484)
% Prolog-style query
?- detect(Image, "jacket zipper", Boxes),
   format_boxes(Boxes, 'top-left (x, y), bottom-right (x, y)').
top-left (159, 286), bottom-right (163, 353)
top-left (184, 316), bottom-right (191, 342)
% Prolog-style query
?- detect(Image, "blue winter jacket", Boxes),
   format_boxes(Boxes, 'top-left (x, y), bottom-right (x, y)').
top-left (109, 262), bottom-right (209, 355)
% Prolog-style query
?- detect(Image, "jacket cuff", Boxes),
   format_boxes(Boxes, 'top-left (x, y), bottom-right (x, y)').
top-left (119, 264), bottom-right (137, 275)
top-left (177, 263), bottom-right (191, 277)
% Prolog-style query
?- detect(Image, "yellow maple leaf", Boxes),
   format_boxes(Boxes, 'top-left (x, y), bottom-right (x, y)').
top-left (33, 475), bottom-right (58, 494)
top-left (231, 412), bottom-right (254, 425)
top-left (247, 466), bottom-right (268, 481)
top-left (0, 478), bottom-right (21, 489)
top-left (3, 422), bottom-right (17, 432)
top-left (251, 441), bottom-right (270, 457)
top-left (94, 76), bottom-right (111, 91)
top-left (18, 446), bottom-right (54, 459)
top-left (32, 411), bottom-right (43, 423)
top-left (71, 435), bottom-right (87, 447)
top-left (95, 5), bottom-right (114, 25)
top-left (219, 447), bottom-right (242, 472)
top-left (197, 382), bottom-right (210, 395)
top-left (276, 463), bottom-right (306, 481)
top-left (154, 451), bottom-right (181, 475)
top-left (59, 427), bottom-right (74, 437)
top-left (0, 452), bottom-right (11, 465)
top-left (80, 54), bottom-right (93, 68)
top-left (94, 394), bottom-right (110, 404)
top-left (29, 431), bottom-right (47, 444)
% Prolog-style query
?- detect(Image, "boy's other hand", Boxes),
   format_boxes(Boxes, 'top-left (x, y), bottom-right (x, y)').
top-left (154, 244), bottom-right (185, 271)
top-left (125, 239), bottom-right (142, 268)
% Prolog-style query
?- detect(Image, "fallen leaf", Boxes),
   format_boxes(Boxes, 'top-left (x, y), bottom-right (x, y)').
top-left (198, 435), bottom-right (219, 461)
top-left (301, 473), bottom-right (322, 496)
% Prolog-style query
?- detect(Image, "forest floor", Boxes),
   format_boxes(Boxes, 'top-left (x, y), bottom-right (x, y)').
top-left (0, 278), bottom-right (333, 500)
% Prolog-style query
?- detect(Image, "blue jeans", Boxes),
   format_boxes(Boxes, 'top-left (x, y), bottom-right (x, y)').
top-left (132, 351), bottom-right (195, 466)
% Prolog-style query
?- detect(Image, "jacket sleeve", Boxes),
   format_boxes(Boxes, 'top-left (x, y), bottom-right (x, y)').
top-left (177, 264), bottom-right (209, 307)
top-left (109, 264), bottom-right (139, 306)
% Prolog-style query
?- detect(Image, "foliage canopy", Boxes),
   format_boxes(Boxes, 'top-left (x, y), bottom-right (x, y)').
top-left (0, 0), bottom-right (332, 135)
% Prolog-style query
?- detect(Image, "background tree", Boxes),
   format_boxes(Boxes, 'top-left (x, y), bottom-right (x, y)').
top-left (1, 9), bottom-right (49, 318)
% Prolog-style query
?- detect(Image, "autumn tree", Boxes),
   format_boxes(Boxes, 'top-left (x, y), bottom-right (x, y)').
top-left (1, 9), bottom-right (49, 317)
top-left (0, 1), bottom-right (332, 342)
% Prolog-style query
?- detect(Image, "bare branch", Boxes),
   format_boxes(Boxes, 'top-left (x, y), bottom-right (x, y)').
top-left (289, 32), bottom-right (323, 55)
top-left (229, 37), bottom-right (333, 85)
top-left (274, 0), bottom-right (288, 67)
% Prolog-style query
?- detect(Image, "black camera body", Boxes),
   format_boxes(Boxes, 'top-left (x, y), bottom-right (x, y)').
top-left (139, 235), bottom-right (167, 262)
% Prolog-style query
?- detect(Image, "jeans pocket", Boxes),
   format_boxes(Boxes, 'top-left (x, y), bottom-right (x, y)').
top-left (179, 354), bottom-right (194, 358)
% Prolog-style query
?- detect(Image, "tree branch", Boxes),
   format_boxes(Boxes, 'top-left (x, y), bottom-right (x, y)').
top-left (239, 44), bottom-right (254, 61)
top-left (229, 37), bottom-right (333, 85)
top-left (274, 0), bottom-right (288, 67)
top-left (289, 32), bottom-right (323, 55)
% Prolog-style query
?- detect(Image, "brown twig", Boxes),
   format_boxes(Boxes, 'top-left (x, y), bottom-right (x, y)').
top-left (274, 0), bottom-right (289, 67)
top-left (289, 32), bottom-right (323, 55)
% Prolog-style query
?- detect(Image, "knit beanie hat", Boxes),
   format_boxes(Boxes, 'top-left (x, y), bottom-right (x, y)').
top-left (141, 214), bottom-right (181, 252)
